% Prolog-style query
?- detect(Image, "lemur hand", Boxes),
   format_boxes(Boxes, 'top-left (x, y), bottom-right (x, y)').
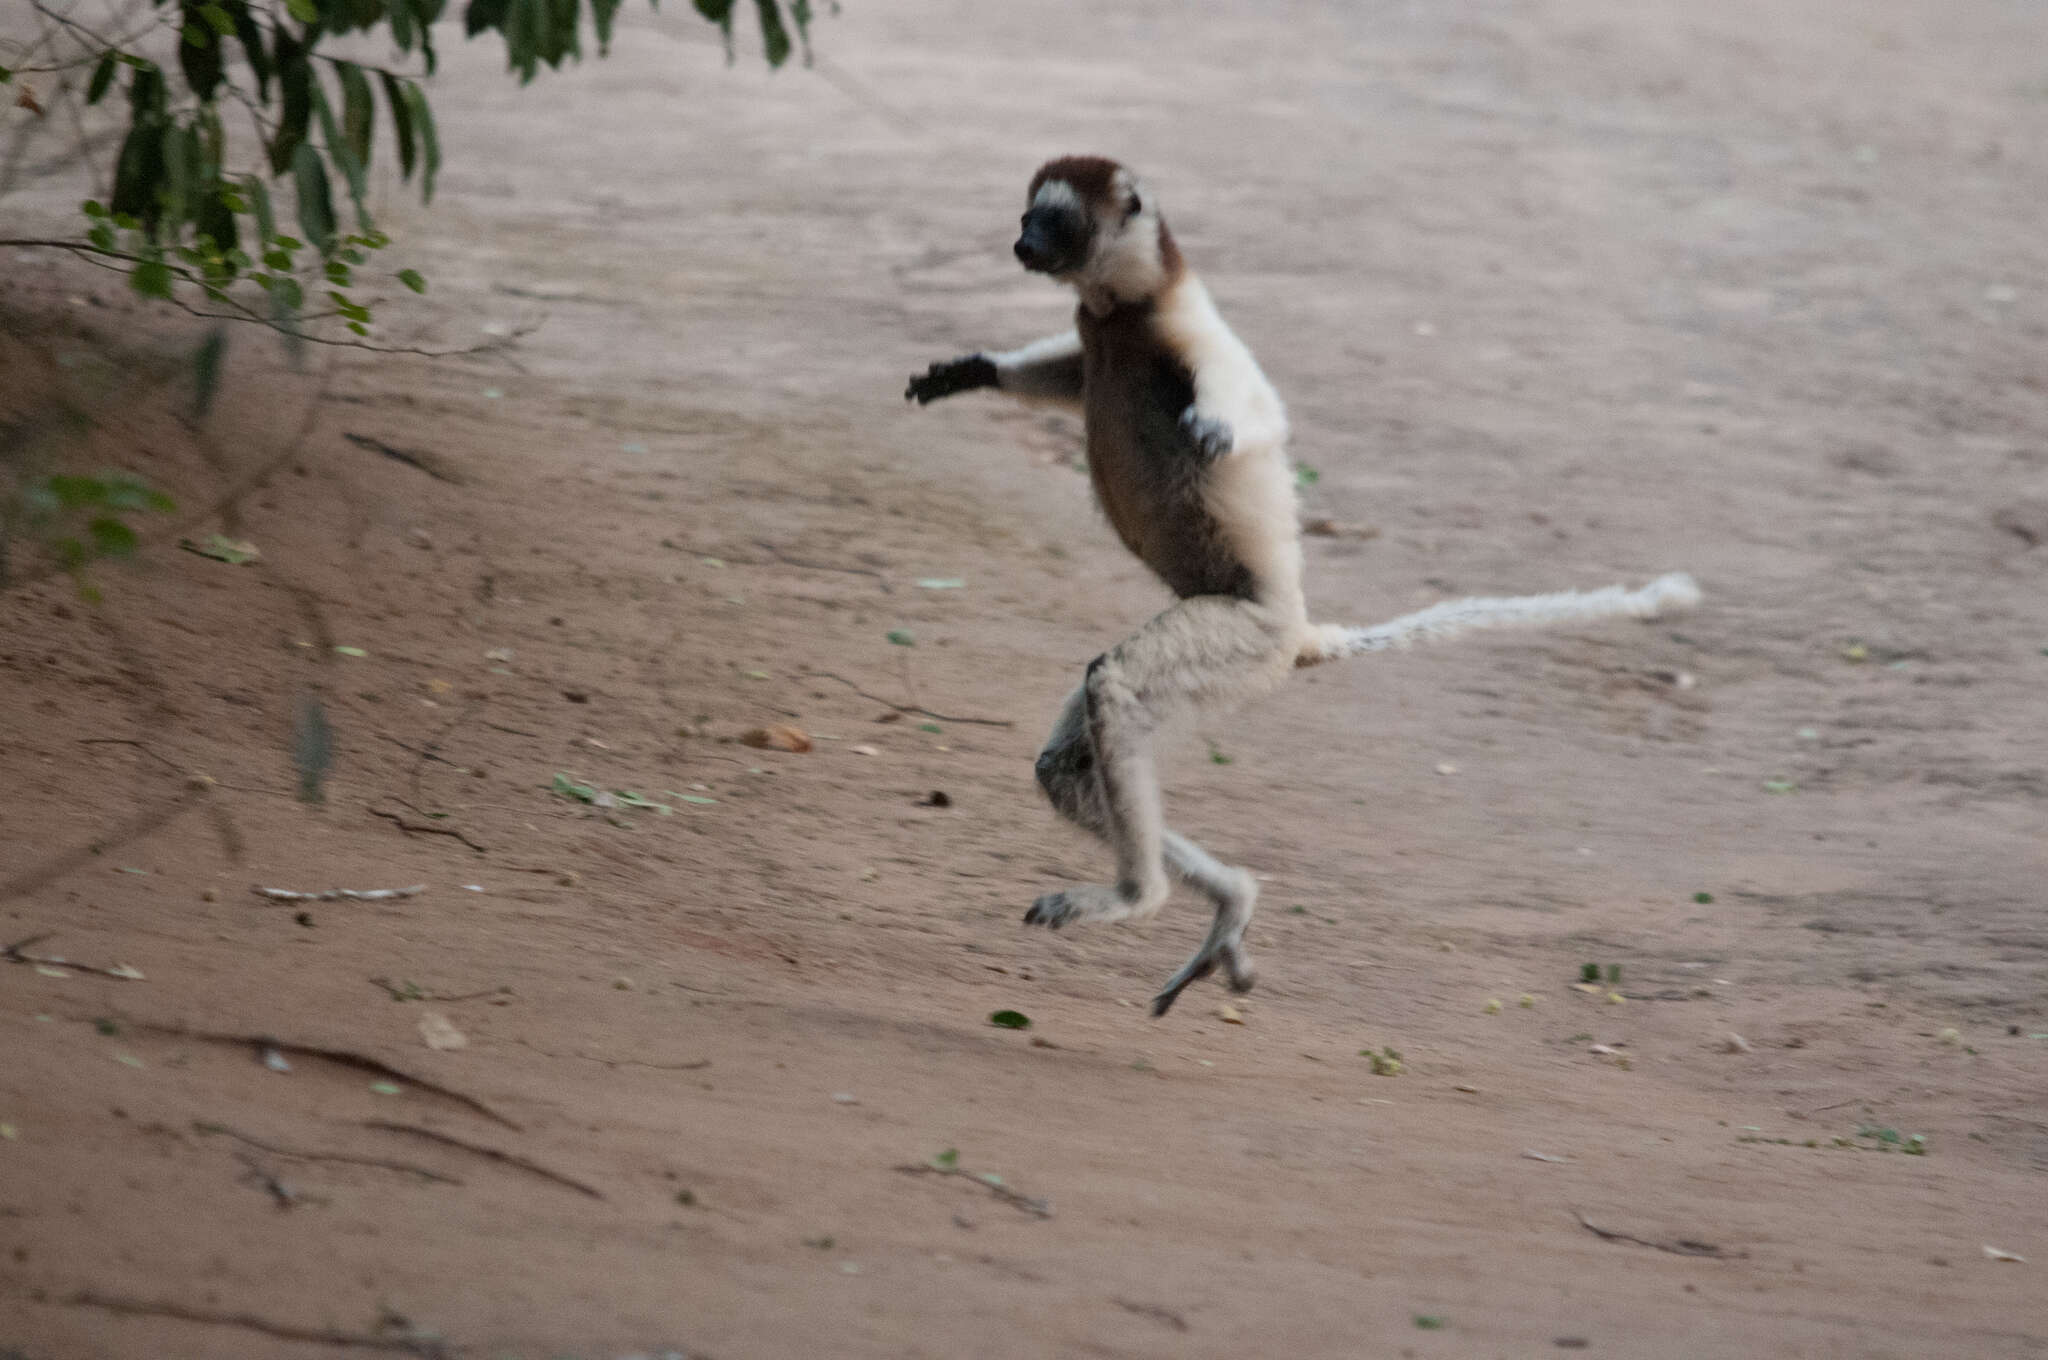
top-left (905, 354), bottom-right (998, 404)
top-left (1178, 406), bottom-right (1234, 460)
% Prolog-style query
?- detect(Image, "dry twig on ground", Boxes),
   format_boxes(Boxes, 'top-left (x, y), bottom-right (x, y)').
top-left (1574, 1210), bottom-right (1742, 1259)
top-left (362, 1120), bottom-right (604, 1200)
top-left (66, 1292), bottom-right (452, 1356)
top-left (895, 1160), bottom-right (1052, 1219)
top-left (136, 1022), bottom-right (521, 1129)
top-left (192, 1121), bottom-right (464, 1185)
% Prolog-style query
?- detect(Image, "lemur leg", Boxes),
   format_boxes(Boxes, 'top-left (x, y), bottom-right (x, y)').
top-left (1032, 687), bottom-right (1256, 907)
top-left (1026, 597), bottom-right (1294, 1009)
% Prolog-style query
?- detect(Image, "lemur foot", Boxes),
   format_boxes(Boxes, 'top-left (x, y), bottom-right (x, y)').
top-left (1150, 942), bottom-right (1255, 1017)
top-left (1024, 882), bottom-right (1152, 929)
top-left (1178, 407), bottom-right (1234, 459)
top-left (905, 354), bottom-right (998, 404)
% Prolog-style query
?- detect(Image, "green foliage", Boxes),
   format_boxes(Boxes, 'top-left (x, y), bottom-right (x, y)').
top-left (3, 471), bottom-right (175, 600)
top-left (29, 0), bottom-right (814, 339)
top-left (292, 694), bottom-right (333, 803)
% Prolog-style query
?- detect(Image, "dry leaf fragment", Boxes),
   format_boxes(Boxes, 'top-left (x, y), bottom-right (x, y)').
top-left (1216, 1004), bottom-right (1244, 1024)
top-left (849, 744), bottom-right (880, 756)
top-left (1983, 1245), bottom-right (2027, 1263)
top-left (417, 1012), bottom-right (468, 1052)
top-left (1722, 1033), bottom-right (1753, 1053)
top-left (1301, 517), bottom-right (1380, 540)
top-left (739, 724), bottom-right (812, 753)
top-left (179, 534), bottom-right (261, 565)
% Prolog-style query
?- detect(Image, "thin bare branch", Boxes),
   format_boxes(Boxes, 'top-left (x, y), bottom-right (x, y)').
top-left (804, 669), bottom-right (1014, 727)
top-left (191, 1121), bottom-right (464, 1185)
top-left (135, 1021), bottom-right (523, 1130)
top-left (362, 1120), bottom-right (605, 1200)
top-left (66, 1292), bottom-right (452, 1356)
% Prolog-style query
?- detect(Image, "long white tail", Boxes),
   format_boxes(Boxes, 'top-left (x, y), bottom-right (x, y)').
top-left (1299, 572), bottom-right (1701, 666)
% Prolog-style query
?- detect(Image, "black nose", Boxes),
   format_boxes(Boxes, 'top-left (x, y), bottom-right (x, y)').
top-left (1015, 234), bottom-right (1052, 270)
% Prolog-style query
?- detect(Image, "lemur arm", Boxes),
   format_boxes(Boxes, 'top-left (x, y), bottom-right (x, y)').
top-left (905, 330), bottom-right (1084, 410)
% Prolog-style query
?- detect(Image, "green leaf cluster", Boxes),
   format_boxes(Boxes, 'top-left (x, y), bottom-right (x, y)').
top-left (54, 0), bottom-right (809, 332)
top-left (6, 472), bottom-right (176, 600)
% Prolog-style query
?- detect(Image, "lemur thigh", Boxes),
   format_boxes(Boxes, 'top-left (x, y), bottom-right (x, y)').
top-left (1023, 595), bottom-right (1293, 931)
top-left (1034, 685), bottom-right (1256, 906)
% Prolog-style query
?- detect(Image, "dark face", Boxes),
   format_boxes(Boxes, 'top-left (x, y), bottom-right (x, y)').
top-left (1014, 198), bottom-right (1089, 274)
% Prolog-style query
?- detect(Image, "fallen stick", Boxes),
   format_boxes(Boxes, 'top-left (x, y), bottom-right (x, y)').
top-left (368, 977), bottom-right (512, 1005)
top-left (752, 538), bottom-right (893, 592)
top-left (1114, 1298), bottom-right (1190, 1332)
top-left (894, 1161), bottom-right (1052, 1219)
top-left (234, 1150), bottom-right (302, 1209)
top-left (1574, 1210), bottom-right (1742, 1259)
top-left (342, 431), bottom-right (466, 485)
top-left (254, 884), bottom-right (427, 902)
top-left (192, 1121), bottom-right (464, 1185)
top-left (2, 933), bottom-right (145, 980)
top-left (367, 806), bottom-right (489, 854)
top-left (805, 670), bottom-right (1013, 727)
top-left (661, 539), bottom-right (893, 592)
top-left (66, 1292), bottom-right (450, 1356)
top-left (137, 1022), bottom-right (521, 1130)
top-left (362, 1120), bottom-right (604, 1201)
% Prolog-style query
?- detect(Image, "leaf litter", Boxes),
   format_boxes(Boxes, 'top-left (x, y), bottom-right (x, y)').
top-left (896, 1148), bottom-right (1052, 1219)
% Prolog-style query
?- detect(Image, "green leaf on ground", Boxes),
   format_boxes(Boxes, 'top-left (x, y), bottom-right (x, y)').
top-left (551, 773), bottom-right (598, 803)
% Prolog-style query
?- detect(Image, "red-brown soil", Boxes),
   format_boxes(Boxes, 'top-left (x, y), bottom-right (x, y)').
top-left (3, 0), bottom-right (2045, 1356)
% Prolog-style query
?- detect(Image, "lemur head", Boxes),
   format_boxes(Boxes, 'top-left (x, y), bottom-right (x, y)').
top-left (1016, 156), bottom-right (1184, 312)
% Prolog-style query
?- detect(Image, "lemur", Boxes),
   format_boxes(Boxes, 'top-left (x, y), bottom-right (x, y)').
top-left (907, 156), bottom-right (1698, 1016)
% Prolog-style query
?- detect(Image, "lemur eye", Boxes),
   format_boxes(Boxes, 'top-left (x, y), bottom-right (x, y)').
top-left (1125, 195), bottom-right (1143, 219)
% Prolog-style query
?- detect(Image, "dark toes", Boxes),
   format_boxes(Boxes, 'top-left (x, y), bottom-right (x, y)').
top-left (1024, 893), bottom-right (1069, 928)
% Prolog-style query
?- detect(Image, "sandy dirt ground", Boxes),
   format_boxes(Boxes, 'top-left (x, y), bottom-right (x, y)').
top-left (4, 0), bottom-right (2047, 1355)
